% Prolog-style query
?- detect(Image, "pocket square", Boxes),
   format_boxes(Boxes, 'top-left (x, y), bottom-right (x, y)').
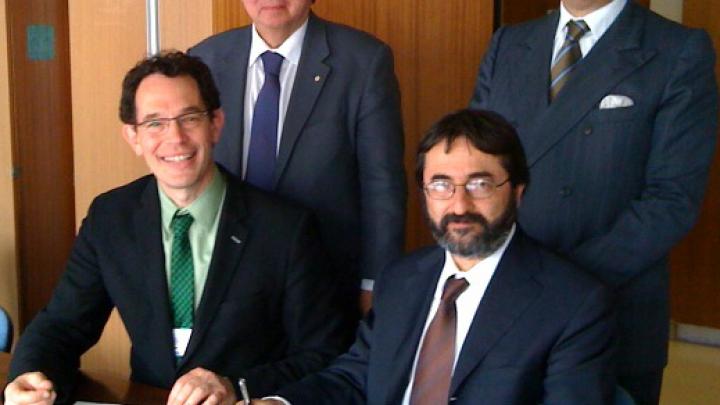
top-left (599, 94), bottom-right (634, 109)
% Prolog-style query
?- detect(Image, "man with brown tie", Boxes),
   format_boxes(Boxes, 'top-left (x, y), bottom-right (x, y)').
top-left (253, 109), bottom-right (616, 405)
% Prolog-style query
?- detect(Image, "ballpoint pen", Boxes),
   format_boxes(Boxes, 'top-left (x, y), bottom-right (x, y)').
top-left (238, 378), bottom-right (251, 405)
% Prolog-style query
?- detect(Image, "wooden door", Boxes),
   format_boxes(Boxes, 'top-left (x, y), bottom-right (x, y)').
top-left (5, 0), bottom-right (76, 328)
top-left (669, 0), bottom-right (720, 329)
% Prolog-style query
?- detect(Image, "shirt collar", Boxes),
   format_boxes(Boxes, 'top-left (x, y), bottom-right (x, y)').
top-left (249, 18), bottom-right (309, 68)
top-left (159, 165), bottom-right (227, 232)
top-left (557, 0), bottom-right (626, 41)
top-left (439, 224), bottom-right (516, 289)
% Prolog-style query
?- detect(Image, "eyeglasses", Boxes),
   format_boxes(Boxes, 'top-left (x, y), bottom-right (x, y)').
top-left (135, 110), bottom-right (210, 135)
top-left (424, 177), bottom-right (510, 200)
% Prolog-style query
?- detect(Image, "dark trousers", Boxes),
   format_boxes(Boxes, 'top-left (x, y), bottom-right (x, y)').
top-left (618, 370), bottom-right (664, 405)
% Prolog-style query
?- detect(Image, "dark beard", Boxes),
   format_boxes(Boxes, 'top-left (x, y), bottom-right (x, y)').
top-left (427, 197), bottom-right (517, 259)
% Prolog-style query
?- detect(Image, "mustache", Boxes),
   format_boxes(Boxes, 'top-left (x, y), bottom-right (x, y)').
top-left (439, 213), bottom-right (488, 230)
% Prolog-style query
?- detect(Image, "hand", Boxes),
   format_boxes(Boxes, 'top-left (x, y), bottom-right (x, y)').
top-left (4, 372), bottom-right (56, 405)
top-left (239, 400), bottom-right (285, 405)
top-left (167, 367), bottom-right (236, 405)
top-left (359, 290), bottom-right (373, 316)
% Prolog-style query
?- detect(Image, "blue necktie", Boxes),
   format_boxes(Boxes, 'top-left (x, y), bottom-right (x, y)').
top-left (246, 51), bottom-right (284, 190)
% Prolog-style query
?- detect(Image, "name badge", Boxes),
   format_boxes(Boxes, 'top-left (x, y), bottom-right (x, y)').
top-left (173, 328), bottom-right (192, 357)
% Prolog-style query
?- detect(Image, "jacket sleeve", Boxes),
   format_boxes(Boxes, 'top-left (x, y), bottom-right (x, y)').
top-left (356, 42), bottom-right (407, 281)
top-left (8, 201), bottom-right (114, 404)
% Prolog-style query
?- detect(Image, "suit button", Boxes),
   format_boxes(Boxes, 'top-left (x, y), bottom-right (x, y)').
top-left (560, 186), bottom-right (573, 197)
top-left (449, 397), bottom-right (458, 402)
top-left (583, 126), bottom-right (593, 135)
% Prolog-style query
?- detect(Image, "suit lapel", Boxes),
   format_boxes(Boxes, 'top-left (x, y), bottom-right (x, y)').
top-left (381, 250), bottom-right (445, 405)
top-left (525, 2), bottom-right (656, 165)
top-left (215, 28), bottom-right (251, 175)
top-left (133, 178), bottom-right (177, 370)
top-left (512, 11), bottom-right (558, 130)
top-left (450, 233), bottom-right (543, 394)
top-left (179, 176), bottom-right (249, 365)
top-left (273, 13), bottom-right (330, 187)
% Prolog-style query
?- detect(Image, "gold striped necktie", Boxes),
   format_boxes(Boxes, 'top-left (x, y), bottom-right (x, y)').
top-left (550, 20), bottom-right (590, 101)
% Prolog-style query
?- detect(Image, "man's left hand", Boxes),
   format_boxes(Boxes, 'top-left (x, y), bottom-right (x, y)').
top-left (359, 290), bottom-right (373, 316)
top-left (167, 367), bottom-right (236, 405)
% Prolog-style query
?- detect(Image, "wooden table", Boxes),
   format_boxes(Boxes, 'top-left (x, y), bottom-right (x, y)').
top-left (1, 352), bottom-right (169, 404)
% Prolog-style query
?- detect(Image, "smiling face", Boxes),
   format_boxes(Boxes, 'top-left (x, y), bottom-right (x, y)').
top-left (122, 73), bottom-right (224, 207)
top-left (422, 137), bottom-right (524, 268)
top-left (242, 0), bottom-right (313, 47)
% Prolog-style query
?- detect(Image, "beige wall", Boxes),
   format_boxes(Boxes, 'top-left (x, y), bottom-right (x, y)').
top-left (0, 0), bottom-right (20, 343)
top-left (68, 0), bottom-right (213, 375)
top-left (651, 0), bottom-right (683, 22)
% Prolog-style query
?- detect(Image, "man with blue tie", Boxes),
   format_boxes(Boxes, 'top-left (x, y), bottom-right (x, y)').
top-left (189, 0), bottom-right (407, 315)
top-left (4, 51), bottom-right (349, 405)
top-left (470, 0), bottom-right (718, 403)
top-left (253, 109), bottom-right (616, 405)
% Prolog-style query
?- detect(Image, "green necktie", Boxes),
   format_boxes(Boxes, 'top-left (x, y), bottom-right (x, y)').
top-left (170, 212), bottom-right (195, 329)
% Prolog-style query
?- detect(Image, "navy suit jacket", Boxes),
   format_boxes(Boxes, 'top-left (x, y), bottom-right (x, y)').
top-left (278, 231), bottom-right (616, 404)
top-left (470, 1), bottom-right (718, 373)
top-left (8, 170), bottom-right (351, 404)
top-left (189, 14), bottom-right (407, 286)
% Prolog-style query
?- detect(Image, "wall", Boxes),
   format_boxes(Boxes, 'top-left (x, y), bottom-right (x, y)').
top-left (0, 0), bottom-right (19, 343)
top-left (650, 0), bottom-right (683, 22)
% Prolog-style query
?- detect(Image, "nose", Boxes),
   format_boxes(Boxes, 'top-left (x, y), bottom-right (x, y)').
top-left (163, 119), bottom-right (187, 143)
top-left (450, 186), bottom-right (473, 215)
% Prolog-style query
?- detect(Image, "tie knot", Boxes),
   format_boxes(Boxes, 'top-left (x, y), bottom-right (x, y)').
top-left (566, 20), bottom-right (589, 41)
top-left (261, 51), bottom-right (284, 76)
top-left (171, 212), bottom-right (194, 236)
top-left (441, 276), bottom-right (469, 303)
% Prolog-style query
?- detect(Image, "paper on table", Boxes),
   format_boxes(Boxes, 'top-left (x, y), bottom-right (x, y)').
top-left (74, 402), bottom-right (120, 405)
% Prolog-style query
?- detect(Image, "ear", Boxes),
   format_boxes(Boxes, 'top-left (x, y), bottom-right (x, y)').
top-left (513, 184), bottom-right (526, 207)
top-left (209, 108), bottom-right (225, 145)
top-left (122, 124), bottom-right (143, 156)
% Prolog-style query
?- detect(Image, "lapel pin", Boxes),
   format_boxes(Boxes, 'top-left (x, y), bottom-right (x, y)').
top-left (230, 236), bottom-right (242, 244)
top-left (314, 75), bottom-right (321, 82)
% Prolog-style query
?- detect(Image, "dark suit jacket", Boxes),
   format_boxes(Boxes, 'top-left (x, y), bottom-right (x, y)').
top-left (278, 231), bottom-right (616, 404)
top-left (470, 1), bottom-right (718, 373)
top-left (8, 170), bottom-right (350, 404)
top-left (188, 14), bottom-right (407, 287)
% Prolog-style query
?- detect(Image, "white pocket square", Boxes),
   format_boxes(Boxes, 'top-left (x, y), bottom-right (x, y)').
top-left (599, 94), bottom-right (634, 109)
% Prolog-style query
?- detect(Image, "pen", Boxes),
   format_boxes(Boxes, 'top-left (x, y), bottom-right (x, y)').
top-left (238, 377), bottom-right (251, 405)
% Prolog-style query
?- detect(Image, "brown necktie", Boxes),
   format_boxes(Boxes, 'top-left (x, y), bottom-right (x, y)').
top-left (410, 276), bottom-right (470, 405)
top-left (549, 20), bottom-right (590, 101)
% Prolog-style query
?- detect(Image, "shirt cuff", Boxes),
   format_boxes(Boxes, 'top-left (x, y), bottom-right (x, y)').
top-left (263, 396), bottom-right (292, 405)
top-left (361, 278), bottom-right (375, 292)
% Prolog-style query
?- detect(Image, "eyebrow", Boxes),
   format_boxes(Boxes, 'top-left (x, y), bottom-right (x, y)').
top-left (429, 171), bottom-right (495, 182)
top-left (138, 106), bottom-right (206, 122)
top-left (467, 171), bottom-right (495, 179)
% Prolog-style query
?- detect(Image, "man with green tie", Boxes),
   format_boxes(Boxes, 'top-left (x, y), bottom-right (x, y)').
top-left (4, 51), bottom-right (349, 405)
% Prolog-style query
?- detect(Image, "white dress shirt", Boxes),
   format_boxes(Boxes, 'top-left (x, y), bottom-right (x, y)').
top-left (552, 0), bottom-right (627, 65)
top-left (401, 225), bottom-right (516, 404)
top-left (242, 20), bottom-right (308, 177)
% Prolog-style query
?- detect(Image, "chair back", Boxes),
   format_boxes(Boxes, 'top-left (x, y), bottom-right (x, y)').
top-left (0, 306), bottom-right (12, 352)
